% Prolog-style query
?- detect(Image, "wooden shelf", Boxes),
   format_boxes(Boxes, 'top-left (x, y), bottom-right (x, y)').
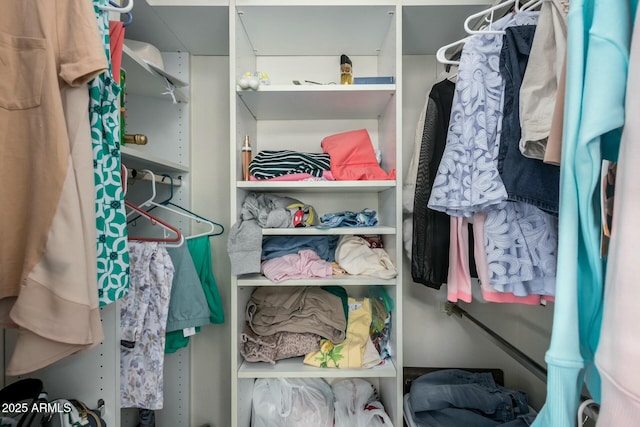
top-left (237, 85), bottom-right (395, 120)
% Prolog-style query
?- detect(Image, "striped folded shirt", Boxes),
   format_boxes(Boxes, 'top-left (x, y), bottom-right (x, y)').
top-left (249, 150), bottom-right (331, 180)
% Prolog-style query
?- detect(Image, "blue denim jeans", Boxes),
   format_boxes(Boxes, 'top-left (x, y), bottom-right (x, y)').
top-left (317, 208), bottom-right (378, 229)
top-left (414, 409), bottom-right (535, 427)
top-left (497, 25), bottom-right (560, 215)
top-left (410, 369), bottom-right (534, 426)
top-left (261, 235), bottom-right (339, 262)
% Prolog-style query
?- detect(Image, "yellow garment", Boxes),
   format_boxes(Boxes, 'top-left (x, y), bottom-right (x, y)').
top-left (304, 297), bottom-right (371, 369)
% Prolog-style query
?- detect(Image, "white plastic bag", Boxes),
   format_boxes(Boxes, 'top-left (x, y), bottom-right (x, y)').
top-left (251, 378), bottom-right (334, 427)
top-left (333, 378), bottom-right (394, 427)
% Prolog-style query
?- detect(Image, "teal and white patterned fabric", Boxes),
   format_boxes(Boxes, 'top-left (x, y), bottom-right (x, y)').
top-left (90, 0), bottom-right (130, 306)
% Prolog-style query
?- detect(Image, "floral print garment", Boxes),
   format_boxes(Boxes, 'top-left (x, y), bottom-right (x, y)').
top-left (428, 12), bottom-right (539, 217)
top-left (120, 242), bottom-right (174, 410)
top-left (91, 0), bottom-right (130, 306)
top-left (303, 298), bottom-right (372, 369)
top-left (484, 203), bottom-right (558, 297)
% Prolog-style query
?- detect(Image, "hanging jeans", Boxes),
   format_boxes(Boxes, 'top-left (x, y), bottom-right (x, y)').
top-left (497, 25), bottom-right (560, 215)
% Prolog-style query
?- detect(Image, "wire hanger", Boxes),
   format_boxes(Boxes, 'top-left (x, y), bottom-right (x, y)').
top-left (137, 170), bottom-right (223, 240)
top-left (98, 0), bottom-right (134, 13)
top-left (464, 0), bottom-right (519, 35)
top-left (121, 166), bottom-right (184, 246)
top-left (159, 174), bottom-right (225, 237)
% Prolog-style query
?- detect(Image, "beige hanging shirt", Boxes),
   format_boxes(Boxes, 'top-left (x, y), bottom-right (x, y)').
top-left (518, 0), bottom-right (569, 159)
top-left (0, 0), bottom-right (107, 374)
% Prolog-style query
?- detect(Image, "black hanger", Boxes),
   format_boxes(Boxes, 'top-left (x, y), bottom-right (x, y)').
top-left (159, 175), bottom-right (224, 237)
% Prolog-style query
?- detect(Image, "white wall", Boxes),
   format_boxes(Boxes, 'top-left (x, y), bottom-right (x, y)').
top-left (190, 55), bottom-right (232, 427)
top-left (187, 54), bottom-right (555, 426)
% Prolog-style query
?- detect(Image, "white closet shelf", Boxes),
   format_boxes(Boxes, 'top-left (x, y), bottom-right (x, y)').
top-left (121, 145), bottom-right (190, 174)
top-left (237, 85), bottom-right (395, 120)
top-left (237, 180), bottom-right (396, 192)
top-left (402, 1), bottom-right (492, 54)
top-left (262, 226), bottom-right (395, 236)
top-left (122, 2), bottom-right (229, 56)
top-left (122, 45), bottom-right (190, 103)
top-left (238, 358), bottom-right (397, 379)
top-left (237, 274), bottom-right (397, 287)
top-left (235, 5), bottom-right (395, 56)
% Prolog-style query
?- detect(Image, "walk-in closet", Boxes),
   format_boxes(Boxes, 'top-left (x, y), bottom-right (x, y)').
top-left (2, 0), bottom-right (637, 426)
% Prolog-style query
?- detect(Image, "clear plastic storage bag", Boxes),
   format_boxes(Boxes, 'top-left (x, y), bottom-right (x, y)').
top-left (333, 378), bottom-right (394, 427)
top-left (251, 378), bottom-right (334, 427)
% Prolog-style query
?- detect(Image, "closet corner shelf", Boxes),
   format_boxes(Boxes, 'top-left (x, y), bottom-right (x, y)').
top-left (401, 1), bottom-right (492, 55)
top-left (237, 85), bottom-right (395, 120)
top-left (122, 45), bottom-right (190, 104)
top-left (237, 180), bottom-right (396, 192)
top-left (238, 357), bottom-right (397, 379)
top-left (237, 274), bottom-right (397, 287)
top-left (262, 226), bottom-right (395, 236)
top-left (121, 145), bottom-right (190, 174)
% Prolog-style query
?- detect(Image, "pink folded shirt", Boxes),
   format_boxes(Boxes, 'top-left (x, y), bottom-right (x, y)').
top-left (261, 250), bottom-right (333, 283)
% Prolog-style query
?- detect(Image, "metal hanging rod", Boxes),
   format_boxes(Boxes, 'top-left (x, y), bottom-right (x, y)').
top-left (444, 302), bottom-right (599, 423)
top-left (445, 302), bottom-right (548, 383)
top-left (127, 168), bottom-right (183, 186)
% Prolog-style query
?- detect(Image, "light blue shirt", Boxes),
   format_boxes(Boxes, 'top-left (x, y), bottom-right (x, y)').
top-left (534, 1), bottom-right (638, 426)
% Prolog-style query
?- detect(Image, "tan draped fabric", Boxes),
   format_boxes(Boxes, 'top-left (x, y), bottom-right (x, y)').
top-left (0, 0), bottom-right (107, 374)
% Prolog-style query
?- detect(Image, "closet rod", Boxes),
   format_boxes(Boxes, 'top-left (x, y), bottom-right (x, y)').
top-left (444, 302), bottom-right (547, 383)
top-left (127, 168), bottom-right (183, 186)
top-left (445, 303), bottom-right (600, 423)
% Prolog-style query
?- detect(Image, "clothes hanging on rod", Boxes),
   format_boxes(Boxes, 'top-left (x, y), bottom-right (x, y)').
top-left (166, 236), bottom-right (226, 354)
top-left (120, 241), bottom-right (174, 410)
top-left (404, 79), bottom-right (473, 290)
top-left (533, 0), bottom-right (638, 425)
top-left (91, 0), bottom-right (131, 306)
top-left (164, 244), bottom-right (211, 349)
top-left (0, 0), bottom-right (109, 376)
top-left (585, 2), bottom-right (640, 426)
top-left (497, 24), bottom-right (560, 215)
top-left (518, 0), bottom-right (568, 160)
top-left (425, 10), bottom-right (558, 304)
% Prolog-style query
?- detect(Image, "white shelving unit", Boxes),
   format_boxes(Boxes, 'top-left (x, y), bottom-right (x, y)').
top-left (229, 2), bottom-right (403, 426)
top-left (4, 2), bottom-right (505, 427)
